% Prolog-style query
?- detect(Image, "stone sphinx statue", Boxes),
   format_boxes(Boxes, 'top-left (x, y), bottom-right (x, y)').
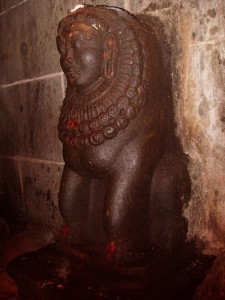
top-left (56, 5), bottom-right (191, 269)
top-left (6, 7), bottom-right (213, 299)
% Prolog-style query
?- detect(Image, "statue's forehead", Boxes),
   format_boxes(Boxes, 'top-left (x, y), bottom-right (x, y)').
top-left (63, 21), bottom-right (95, 33)
top-left (70, 22), bottom-right (94, 31)
top-left (62, 22), bottom-right (100, 39)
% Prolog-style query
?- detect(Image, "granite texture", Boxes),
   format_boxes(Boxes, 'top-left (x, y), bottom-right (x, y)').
top-left (21, 159), bottom-right (63, 230)
top-left (0, 76), bottom-right (63, 161)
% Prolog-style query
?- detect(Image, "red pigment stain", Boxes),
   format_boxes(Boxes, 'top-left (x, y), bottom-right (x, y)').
top-left (108, 38), bottom-right (114, 46)
top-left (105, 241), bottom-right (115, 259)
top-left (62, 225), bottom-right (70, 236)
top-left (68, 136), bottom-right (75, 144)
top-left (103, 51), bottom-right (110, 59)
top-left (67, 120), bottom-right (75, 129)
top-left (57, 284), bottom-right (64, 289)
top-left (67, 119), bottom-right (80, 129)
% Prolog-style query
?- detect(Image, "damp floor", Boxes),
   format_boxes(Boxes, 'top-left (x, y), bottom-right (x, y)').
top-left (0, 222), bottom-right (216, 300)
top-left (0, 224), bottom-right (53, 300)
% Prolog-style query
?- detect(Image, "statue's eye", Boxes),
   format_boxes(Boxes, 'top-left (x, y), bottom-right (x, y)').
top-left (72, 39), bottom-right (81, 49)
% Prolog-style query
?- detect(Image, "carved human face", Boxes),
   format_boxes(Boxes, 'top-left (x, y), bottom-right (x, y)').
top-left (58, 22), bottom-right (104, 92)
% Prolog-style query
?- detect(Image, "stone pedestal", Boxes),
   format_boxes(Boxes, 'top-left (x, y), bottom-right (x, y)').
top-left (7, 243), bottom-right (214, 300)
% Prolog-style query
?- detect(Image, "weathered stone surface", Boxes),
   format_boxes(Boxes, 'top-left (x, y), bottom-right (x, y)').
top-left (136, 1), bottom-right (225, 254)
top-left (129, 0), bottom-right (176, 14)
top-left (138, 5), bottom-right (182, 100)
top-left (170, 2), bottom-right (225, 255)
top-left (0, 76), bottom-right (63, 161)
top-left (180, 41), bottom-right (225, 254)
top-left (0, 157), bottom-right (24, 223)
top-left (182, 0), bottom-right (225, 44)
top-left (21, 160), bottom-right (63, 230)
top-left (0, 0), bottom-right (22, 13)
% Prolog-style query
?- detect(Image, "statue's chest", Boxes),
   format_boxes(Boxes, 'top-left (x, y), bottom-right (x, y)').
top-left (62, 141), bottom-right (121, 175)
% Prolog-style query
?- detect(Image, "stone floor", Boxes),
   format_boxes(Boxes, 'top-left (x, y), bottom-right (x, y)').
top-left (195, 251), bottom-right (225, 299)
top-left (0, 221), bottom-right (222, 300)
top-left (7, 242), bottom-right (215, 300)
top-left (0, 223), bottom-right (54, 300)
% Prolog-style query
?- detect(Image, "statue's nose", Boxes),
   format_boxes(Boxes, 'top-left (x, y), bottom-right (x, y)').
top-left (64, 47), bottom-right (73, 64)
top-left (65, 55), bottom-right (72, 64)
top-left (64, 56), bottom-right (72, 64)
top-left (61, 55), bottom-right (73, 70)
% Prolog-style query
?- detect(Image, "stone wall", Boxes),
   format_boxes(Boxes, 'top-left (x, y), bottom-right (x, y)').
top-left (0, 0), bottom-right (224, 254)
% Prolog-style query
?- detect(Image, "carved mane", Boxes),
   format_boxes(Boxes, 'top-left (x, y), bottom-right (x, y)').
top-left (57, 6), bottom-right (158, 147)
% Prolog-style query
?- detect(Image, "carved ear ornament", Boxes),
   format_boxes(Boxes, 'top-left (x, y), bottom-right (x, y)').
top-left (103, 34), bottom-right (117, 79)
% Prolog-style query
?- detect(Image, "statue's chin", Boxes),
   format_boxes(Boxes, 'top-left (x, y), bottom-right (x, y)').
top-left (67, 76), bottom-right (77, 87)
top-left (70, 76), bottom-right (104, 95)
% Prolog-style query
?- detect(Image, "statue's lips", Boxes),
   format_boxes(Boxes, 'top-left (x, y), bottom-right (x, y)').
top-left (65, 69), bottom-right (80, 78)
top-left (62, 63), bottom-right (80, 76)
